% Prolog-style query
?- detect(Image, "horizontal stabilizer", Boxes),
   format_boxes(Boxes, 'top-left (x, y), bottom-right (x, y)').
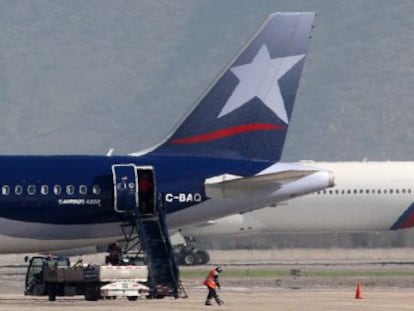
top-left (205, 170), bottom-right (318, 200)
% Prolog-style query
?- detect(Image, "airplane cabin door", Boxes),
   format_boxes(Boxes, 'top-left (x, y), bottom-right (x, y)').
top-left (137, 167), bottom-right (156, 216)
top-left (112, 164), bottom-right (138, 213)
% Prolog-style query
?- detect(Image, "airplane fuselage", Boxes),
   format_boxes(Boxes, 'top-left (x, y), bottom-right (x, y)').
top-left (0, 156), bottom-right (332, 253)
top-left (0, 155), bottom-right (263, 251)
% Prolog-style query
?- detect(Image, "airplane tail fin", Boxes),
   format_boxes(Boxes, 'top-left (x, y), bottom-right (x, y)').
top-left (138, 12), bottom-right (316, 162)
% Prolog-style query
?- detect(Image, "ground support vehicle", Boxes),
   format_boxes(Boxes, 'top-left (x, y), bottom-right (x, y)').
top-left (25, 256), bottom-right (148, 301)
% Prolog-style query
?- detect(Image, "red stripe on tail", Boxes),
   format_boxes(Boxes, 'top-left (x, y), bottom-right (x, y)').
top-left (171, 123), bottom-right (285, 145)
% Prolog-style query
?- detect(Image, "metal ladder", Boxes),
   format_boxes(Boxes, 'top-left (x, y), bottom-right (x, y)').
top-left (119, 199), bottom-right (187, 298)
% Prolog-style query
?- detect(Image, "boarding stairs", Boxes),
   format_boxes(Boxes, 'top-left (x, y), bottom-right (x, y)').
top-left (112, 164), bottom-right (186, 298)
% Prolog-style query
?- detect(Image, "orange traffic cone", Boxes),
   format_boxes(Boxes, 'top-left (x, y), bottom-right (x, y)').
top-left (355, 282), bottom-right (364, 299)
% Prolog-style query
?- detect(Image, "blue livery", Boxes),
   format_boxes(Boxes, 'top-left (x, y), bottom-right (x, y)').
top-left (0, 13), bottom-right (323, 251)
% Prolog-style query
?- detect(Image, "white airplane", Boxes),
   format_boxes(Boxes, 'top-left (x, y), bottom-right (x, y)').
top-left (180, 161), bottom-right (414, 238)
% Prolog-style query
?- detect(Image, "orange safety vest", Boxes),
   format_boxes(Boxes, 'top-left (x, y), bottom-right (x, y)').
top-left (203, 268), bottom-right (219, 289)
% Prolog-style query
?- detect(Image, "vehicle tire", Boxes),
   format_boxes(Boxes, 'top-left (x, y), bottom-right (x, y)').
top-left (183, 253), bottom-right (196, 266)
top-left (195, 250), bottom-right (210, 265)
top-left (84, 286), bottom-right (100, 301)
top-left (127, 296), bottom-right (138, 301)
top-left (46, 283), bottom-right (57, 301)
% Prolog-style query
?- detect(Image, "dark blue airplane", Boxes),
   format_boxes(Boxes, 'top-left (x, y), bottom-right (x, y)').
top-left (0, 12), bottom-right (333, 253)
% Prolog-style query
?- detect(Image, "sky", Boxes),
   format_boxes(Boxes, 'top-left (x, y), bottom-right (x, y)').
top-left (0, 0), bottom-right (412, 161)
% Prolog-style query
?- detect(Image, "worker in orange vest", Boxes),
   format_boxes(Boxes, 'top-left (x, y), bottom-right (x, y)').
top-left (203, 266), bottom-right (223, 306)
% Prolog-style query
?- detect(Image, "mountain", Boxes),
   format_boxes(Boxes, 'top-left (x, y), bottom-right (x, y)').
top-left (0, 0), bottom-right (412, 160)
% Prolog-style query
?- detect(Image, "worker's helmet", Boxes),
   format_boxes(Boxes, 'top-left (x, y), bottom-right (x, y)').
top-left (216, 266), bottom-right (222, 273)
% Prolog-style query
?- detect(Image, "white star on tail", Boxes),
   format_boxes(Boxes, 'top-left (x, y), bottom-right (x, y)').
top-left (218, 45), bottom-right (305, 124)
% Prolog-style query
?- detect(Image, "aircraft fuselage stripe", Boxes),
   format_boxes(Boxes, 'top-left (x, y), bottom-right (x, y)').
top-left (171, 123), bottom-right (285, 144)
top-left (390, 202), bottom-right (414, 230)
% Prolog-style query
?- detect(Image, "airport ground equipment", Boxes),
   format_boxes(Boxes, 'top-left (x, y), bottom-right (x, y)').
top-left (26, 165), bottom-right (187, 301)
top-left (24, 255), bottom-right (149, 301)
top-left (113, 165), bottom-right (186, 298)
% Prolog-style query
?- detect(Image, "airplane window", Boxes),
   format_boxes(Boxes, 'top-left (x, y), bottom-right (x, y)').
top-left (402, 189), bottom-right (406, 194)
top-left (390, 189), bottom-right (393, 194)
top-left (359, 189), bottom-right (363, 194)
top-left (27, 185), bottom-right (36, 195)
top-left (366, 189), bottom-right (369, 194)
top-left (79, 185), bottom-right (87, 195)
top-left (92, 185), bottom-right (101, 195)
top-left (384, 189), bottom-right (387, 194)
top-left (15, 185), bottom-right (23, 195)
top-left (353, 189), bottom-right (357, 194)
top-left (347, 190), bottom-right (351, 194)
top-left (2, 185), bottom-right (10, 195)
top-left (54, 185), bottom-right (62, 195)
top-left (329, 190), bottom-right (333, 194)
top-left (409, 189), bottom-right (412, 193)
top-left (396, 189), bottom-right (400, 194)
top-left (377, 189), bottom-right (381, 194)
top-left (335, 190), bottom-right (339, 194)
top-left (66, 185), bottom-right (75, 195)
top-left (41, 185), bottom-right (48, 195)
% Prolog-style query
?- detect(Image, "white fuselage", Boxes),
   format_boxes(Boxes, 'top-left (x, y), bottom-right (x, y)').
top-left (180, 162), bottom-right (414, 236)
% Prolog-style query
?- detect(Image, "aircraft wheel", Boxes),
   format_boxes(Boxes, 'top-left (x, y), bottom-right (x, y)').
top-left (183, 253), bottom-right (196, 266)
top-left (195, 250), bottom-right (210, 265)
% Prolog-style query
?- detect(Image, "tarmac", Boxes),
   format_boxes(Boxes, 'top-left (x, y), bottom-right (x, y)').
top-left (1, 288), bottom-right (414, 311)
top-left (1, 249), bottom-right (414, 310)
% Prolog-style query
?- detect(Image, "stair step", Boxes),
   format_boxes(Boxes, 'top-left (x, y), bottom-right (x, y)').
top-left (120, 203), bottom-right (182, 298)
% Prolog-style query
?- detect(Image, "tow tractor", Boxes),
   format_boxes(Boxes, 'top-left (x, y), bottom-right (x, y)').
top-left (24, 255), bottom-right (149, 301)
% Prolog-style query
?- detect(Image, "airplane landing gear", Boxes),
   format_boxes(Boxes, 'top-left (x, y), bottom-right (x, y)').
top-left (174, 237), bottom-right (210, 266)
